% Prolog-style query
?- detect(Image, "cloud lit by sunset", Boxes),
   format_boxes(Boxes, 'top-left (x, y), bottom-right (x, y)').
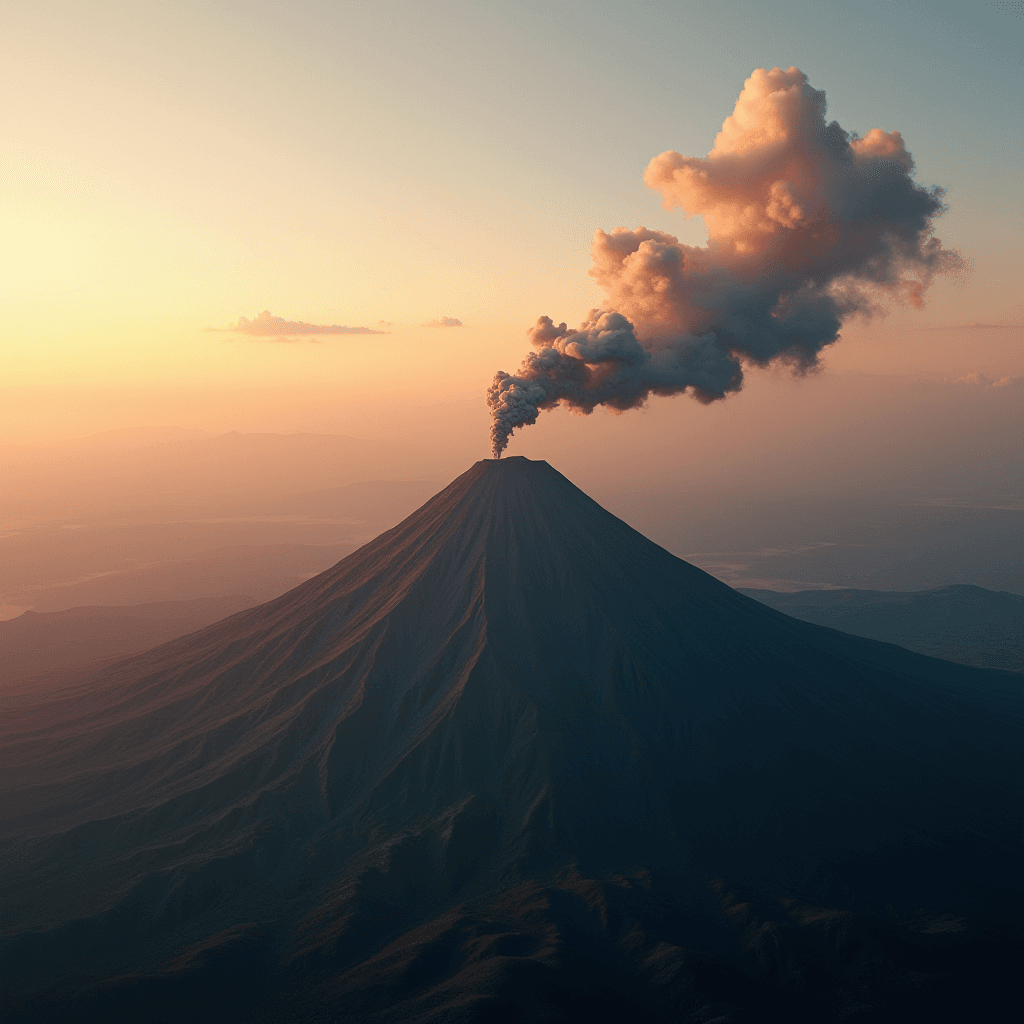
top-left (488, 67), bottom-right (964, 456)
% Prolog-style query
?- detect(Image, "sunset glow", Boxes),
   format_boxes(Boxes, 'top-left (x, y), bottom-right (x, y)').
top-left (3, 5), bottom-right (1023, 1020)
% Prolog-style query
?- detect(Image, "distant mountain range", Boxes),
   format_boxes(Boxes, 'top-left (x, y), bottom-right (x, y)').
top-left (738, 585), bottom-right (1023, 673)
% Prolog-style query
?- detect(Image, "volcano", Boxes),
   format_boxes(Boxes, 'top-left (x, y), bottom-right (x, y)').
top-left (2, 458), bottom-right (1021, 1022)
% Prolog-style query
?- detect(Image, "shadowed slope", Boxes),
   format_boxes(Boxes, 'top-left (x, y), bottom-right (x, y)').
top-left (1, 458), bottom-right (1021, 1022)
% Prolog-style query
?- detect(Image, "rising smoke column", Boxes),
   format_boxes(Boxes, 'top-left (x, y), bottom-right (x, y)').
top-left (488, 67), bottom-right (961, 457)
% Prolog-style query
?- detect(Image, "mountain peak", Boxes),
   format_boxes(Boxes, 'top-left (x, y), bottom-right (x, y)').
top-left (2, 460), bottom-right (1021, 1022)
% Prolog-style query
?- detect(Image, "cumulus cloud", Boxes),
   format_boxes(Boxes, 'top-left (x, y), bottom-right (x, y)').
top-left (423, 316), bottom-right (464, 328)
top-left (209, 310), bottom-right (388, 338)
top-left (488, 67), bottom-right (962, 457)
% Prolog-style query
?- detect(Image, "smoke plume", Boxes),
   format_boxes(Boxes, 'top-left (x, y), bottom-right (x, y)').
top-left (488, 67), bottom-right (961, 457)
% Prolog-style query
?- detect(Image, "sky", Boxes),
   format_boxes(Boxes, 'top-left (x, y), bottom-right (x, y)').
top-left (3, 0), bottom-right (1022, 463)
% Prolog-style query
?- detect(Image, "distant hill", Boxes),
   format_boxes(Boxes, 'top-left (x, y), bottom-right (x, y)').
top-left (737, 584), bottom-right (1023, 672)
top-left (0, 595), bottom-right (257, 690)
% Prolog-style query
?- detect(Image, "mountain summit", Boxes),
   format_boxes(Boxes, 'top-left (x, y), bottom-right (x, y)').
top-left (2, 458), bottom-right (1021, 1022)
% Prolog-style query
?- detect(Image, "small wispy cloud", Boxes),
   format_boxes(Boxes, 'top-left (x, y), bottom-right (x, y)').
top-left (422, 316), bottom-right (463, 328)
top-left (924, 322), bottom-right (1022, 331)
top-left (377, 319), bottom-right (395, 327)
top-left (207, 310), bottom-right (388, 338)
top-left (955, 371), bottom-right (1023, 388)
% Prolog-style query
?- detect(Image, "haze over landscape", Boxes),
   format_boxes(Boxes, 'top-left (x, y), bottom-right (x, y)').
top-left (2, 1), bottom-right (1022, 1021)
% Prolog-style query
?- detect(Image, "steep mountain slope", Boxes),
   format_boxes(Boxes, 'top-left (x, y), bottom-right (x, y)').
top-left (1, 458), bottom-right (1021, 1023)
top-left (738, 584), bottom-right (1023, 672)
